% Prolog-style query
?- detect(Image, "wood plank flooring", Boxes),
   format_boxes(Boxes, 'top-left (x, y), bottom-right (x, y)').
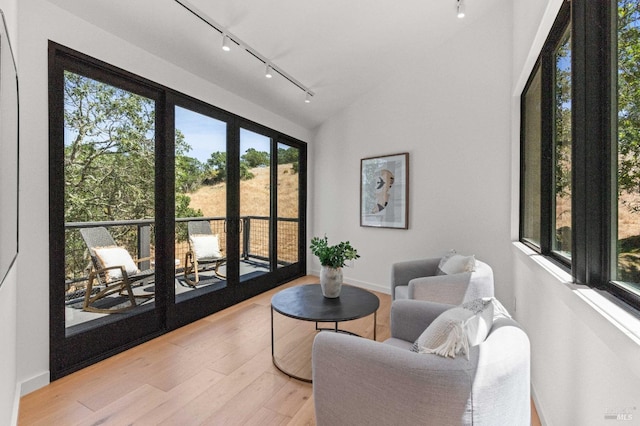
top-left (19, 276), bottom-right (541, 425)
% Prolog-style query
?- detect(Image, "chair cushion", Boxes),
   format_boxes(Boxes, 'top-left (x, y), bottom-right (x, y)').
top-left (94, 245), bottom-right (140, 282)
top-left (383, 337), bottom-right (415, 351)
top-left (411, 298), bottom-right (494, 358)
top-left (394, 285), bottom-right (409, 300)
top-left (190, 234), bottom-right (222, 259)
top-left (437, 253), bottom-right (476, 275)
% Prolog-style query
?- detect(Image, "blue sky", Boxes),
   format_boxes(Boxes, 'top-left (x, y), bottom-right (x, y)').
top-left (175, 106), bottom-right (270, 163)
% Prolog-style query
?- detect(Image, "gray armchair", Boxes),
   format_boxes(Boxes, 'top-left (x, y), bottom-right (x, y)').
top-left (391, 257), bottom-right (494, 304)
top-left (312, 299), bottom-right (530, 426)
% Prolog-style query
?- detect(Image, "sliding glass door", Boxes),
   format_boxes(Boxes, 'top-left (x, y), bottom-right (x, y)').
top-left (49, 47), bottom-right (166, 378)
top-left (239, 127), bottom-right (273, 280)
top-left (49, 42), bottom-right (307, 379)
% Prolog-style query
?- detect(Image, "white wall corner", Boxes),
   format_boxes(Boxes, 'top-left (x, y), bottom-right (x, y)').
top-left (19, 371), bottom-right (50, 397)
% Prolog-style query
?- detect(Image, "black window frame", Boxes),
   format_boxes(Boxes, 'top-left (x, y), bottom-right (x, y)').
top-left (49, 41), bottom-right (308, 378)
top-left (520, 0), bottom-right (640, 311)
top-left (520, 2), bottom-right (573, 269)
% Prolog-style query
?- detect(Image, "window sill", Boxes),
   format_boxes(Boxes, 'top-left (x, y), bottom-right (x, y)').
top-left (512, 241), bottom-right (640, 347)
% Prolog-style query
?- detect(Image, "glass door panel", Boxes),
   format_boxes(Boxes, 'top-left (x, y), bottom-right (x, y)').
top-left (239, 128), bottom-right (272, 280)
top-left (277, 142), bottom-right (300, 267)
top-left (63, 71), bottom-right (156, 331)
top-left (174, 106), bottom-right (228, 300)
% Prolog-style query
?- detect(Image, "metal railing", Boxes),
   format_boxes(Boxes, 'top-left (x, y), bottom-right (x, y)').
top-left (64, 216), bottom-right (299, 288)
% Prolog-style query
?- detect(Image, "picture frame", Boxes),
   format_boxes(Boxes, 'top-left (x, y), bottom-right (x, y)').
top-left (0, 9), bottom-right (19, 288)
top-left (360, 153), bottom-right (408, 229)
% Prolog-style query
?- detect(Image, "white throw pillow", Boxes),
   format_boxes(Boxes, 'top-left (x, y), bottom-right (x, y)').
top-left (438, 253), bottom-right (476, 275)
top-left (190, 234), bottom-right (222, 259)
top-left (411, 298), bottom-right (494, 358)
top-left (93, 246), bottom-right (140, 282)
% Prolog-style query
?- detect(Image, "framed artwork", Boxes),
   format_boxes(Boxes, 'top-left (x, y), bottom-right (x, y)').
top-left (360, 153), bottom-right (408, 229)
top-left (0, 9), bottom-right (18, 288)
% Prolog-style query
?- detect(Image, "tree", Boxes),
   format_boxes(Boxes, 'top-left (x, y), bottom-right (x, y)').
top-left (204, 151), bottom-right (254, 183)
top-left (242, 148), bottom-right (270, 168)
top-left (278, 146), bottom-right (299, 174)
top-left (64, 71), bottom-right (156, 225)
top-left (204, 151), bottom-right (227, 184)
top-left (618, 0), bottom-right (640, 200)
top-left (554, 31), bottom-right (572, 199)
top-left (277, 146), bottom-right (299, 164)
top-left (175, 129), bottom-right (205, 194)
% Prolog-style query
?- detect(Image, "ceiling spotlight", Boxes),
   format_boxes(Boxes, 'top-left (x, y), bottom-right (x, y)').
top-left (305, 92), bottom-right (312, 103)
top-left (222, 34), bottom-right (231, 51)
top-left (457, 0), bottom-right (465, 18)
top-left (265, 64), bottom-right (273, 79)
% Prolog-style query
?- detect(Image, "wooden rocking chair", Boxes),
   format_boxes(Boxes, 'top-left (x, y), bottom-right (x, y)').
top-left (183, 220), bottom-right (226, 287)
top-left (80, 226), bottom-right (155, 313)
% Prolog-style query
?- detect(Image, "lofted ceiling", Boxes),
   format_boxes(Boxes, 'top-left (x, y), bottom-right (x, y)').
top-left (47, 0), bottom-right (501, 130)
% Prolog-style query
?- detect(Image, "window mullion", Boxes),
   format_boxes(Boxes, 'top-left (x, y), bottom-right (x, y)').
top-left (540, 51), bottom-right (555, 255)
top-left (572, 0), bottom-right (612, 286)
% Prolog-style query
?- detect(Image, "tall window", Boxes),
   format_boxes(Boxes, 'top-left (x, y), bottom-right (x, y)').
top-left (520, 0), bottom-right (640, 310)
top-left (521, 67), bottom-right (542, 247)
top-left (519, 2), bottom-right (571, 266)
top-left (614, 0), bottom-right (640, 292)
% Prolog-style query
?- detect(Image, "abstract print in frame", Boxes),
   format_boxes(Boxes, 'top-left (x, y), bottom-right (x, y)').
top-left (360, 153), bottom-right (408, 229)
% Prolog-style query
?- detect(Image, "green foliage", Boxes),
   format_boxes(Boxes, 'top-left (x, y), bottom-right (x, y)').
top-left (309, 235), bottom-right (360, 268)
top-left (204, 151), bottom-right (254, 182)
top-left (64, 71), bottom-right (156, 224)
top-left (175, 194), bottom-right (202, 241)
top-left (618, 0), bottom-right (640, 196)
top-left (205, 151), bottom-right (227, 184)
top-left (278, 147), bottom-right (299, 164)
top-left (242, 148), bottom-right (270, 168)
top-left (240, 161), bottom-right (255, 181)
top-left (554, 30), bottom-right (572, 198)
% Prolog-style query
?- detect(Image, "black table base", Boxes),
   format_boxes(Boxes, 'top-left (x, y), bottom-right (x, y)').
top-left (270, 284), bottom-right (380, 382)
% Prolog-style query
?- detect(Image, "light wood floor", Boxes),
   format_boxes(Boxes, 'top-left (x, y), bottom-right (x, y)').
top-left (19, 275), bottom-right (541, 425)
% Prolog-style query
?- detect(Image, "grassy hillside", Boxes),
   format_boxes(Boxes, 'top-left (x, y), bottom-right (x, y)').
top-left (187, 164), bottom-right (299, 218)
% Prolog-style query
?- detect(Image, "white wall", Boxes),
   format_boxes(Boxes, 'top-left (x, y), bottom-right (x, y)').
top-left (15, 0), bottom-right (312, 399)
top-left (0, 0), bottom-right (19, 423)
top-left (512, 1), bottom-right (640, 425)
top-left (0, 266), bottom-right (18, 426)
top-left (310, 0), bottom-right (514, 308)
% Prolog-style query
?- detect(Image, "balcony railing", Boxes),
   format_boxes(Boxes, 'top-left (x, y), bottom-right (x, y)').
top-left (64, 216), bottom-right (299, 289)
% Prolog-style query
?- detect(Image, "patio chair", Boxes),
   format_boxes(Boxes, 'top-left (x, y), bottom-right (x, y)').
top-left (80, 226), bottom-right (155, 313)
top-left (183, 220), bottom-right (227, 287)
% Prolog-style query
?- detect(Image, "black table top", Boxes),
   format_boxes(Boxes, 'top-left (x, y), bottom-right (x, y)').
top-left (271, 284), bottom-right (379, 322)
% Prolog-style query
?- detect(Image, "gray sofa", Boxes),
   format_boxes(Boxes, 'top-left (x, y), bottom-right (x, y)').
top-left (391, 257), bottom-right (494, 304)
top-left (312, 299), bottom-right (530, 426)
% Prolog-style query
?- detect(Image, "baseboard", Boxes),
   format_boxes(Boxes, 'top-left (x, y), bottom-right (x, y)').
top-left (19, 371), bottom-right (50, 397)
top-left (308, 269), bottom-right (390, 295)
top-left (531, 382), bottom-right (549, 426)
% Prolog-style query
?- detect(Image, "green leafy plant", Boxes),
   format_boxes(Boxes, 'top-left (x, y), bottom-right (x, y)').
top-left (310, 235), bottom-right (360, 268)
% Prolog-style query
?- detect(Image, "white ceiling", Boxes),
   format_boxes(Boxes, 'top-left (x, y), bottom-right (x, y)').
top-left (48, 0), bottom-right (500, 130)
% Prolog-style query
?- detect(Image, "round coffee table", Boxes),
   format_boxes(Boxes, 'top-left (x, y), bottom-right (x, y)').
top-left (271, 284), bottom-right (379, 382)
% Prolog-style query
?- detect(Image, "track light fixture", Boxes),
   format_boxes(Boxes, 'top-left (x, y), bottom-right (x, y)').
top-left (222, 34), bottom-right (231, 51)
top-left (457, 0), bottom-right (465, 18)
top-left (175, 0), bottom-right (315, 103)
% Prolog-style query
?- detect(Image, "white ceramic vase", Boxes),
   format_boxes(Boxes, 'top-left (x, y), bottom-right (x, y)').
top-left (320, 266), bottom-right (343, 298)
